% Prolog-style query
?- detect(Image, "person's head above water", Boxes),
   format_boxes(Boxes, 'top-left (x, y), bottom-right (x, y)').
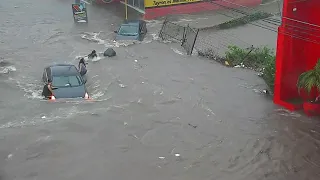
top-left (48, 79), bottom-right (52, 84)
top-left (79, 58), bottom-right (85, 64)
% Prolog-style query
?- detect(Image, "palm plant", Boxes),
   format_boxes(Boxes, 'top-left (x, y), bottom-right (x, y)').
top-left (297, 59), bottom-right (320, 95)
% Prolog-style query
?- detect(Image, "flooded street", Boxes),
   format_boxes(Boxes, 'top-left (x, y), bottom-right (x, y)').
top-left (1, 0), bottom-right (320, 180)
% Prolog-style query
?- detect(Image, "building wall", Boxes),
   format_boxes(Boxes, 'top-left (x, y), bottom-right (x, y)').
top-left (143, 0), bottom-right (262, 19)
top-left (274, 0), bottom-right (320, 110)
top-left (95, 0), bottom-right (262, 19)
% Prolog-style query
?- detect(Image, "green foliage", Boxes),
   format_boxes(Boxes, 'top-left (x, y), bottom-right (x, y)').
top-left (225, 45), bottom-right (276, 91)
top-left (219, 12), bottom-right (273, 29)
top-left (225, 45), bottom-right (275, 69)
top-left (297, 59), bottom-right (320, 95)
top-left (261, 55), bottom-right (276, 92)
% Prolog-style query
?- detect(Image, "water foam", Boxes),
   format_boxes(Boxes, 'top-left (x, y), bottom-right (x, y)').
top-left (0, 66), bottom-right (16, 74)
top-left (75, 54), bottom-right (104, 62)
top-left (171, 47), bottom-right (185, 55)
top-left (81, 32), bottom-right (105, 44)
top-left (10, 77), bottom-right (43, 99)
top-left (80, 31), bottom-right (159, 48)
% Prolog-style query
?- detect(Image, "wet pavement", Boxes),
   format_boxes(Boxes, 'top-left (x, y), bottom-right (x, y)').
top-left (1, 0), bottom-right (320, 180)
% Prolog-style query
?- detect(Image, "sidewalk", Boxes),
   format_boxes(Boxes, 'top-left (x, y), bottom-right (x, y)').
top-left (169, 0), bottom-right (282, 29)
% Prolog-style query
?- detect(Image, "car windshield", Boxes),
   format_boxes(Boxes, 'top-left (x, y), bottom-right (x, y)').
top-left (52, 75), bottom-right (83, 87)
top-left (118, 25), bottom-right (139, 36)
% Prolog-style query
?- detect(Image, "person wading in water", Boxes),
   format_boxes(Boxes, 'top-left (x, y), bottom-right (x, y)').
top-left (78, 58), bottom-right (87, 76)
top-left (87, 50), bottom-right (97, 59)
top-left (42, 79), bottom-right (54, 99)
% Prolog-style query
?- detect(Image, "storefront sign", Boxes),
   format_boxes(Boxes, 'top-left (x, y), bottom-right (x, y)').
top-left (72, 3), bottom-right (88, 23)
top-left (145, 0), bottom-right (201, 8)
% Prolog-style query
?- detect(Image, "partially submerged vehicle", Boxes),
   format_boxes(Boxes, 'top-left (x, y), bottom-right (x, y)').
top-left (114, 20), bottom-right (147, 41)
top-left (42, 64), bottom-right (89, 100)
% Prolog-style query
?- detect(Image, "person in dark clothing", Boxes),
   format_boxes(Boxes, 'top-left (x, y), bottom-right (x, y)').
top-left (78, 58), bottom-right (87, 76)
top-left (87, 50), bottom-right (97, 59)
top-left (42, 80), bottom-right (54, 99)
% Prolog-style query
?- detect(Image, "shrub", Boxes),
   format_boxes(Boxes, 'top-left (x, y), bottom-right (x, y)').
top-left (225, 45), bottom-right (276, 91)
top-left (219, 11), bottom-right (273, 29)
top-left (261, 55), bottom-right (276, 92)
top-left (226, 45), bottom-right (275, 69)
top-left (297, 59), bottom-right (320, 95)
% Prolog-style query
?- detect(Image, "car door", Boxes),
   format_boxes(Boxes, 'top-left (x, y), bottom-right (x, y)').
top-left (138, 22), bottom-right (143, 41)
top-left (140, 21), bottom-right (147, 40)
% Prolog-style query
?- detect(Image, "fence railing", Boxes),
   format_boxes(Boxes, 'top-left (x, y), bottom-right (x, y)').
top-left (159, 19), bottom-right (199, 55)
top-left (182, 25), bottom-right (199, 55)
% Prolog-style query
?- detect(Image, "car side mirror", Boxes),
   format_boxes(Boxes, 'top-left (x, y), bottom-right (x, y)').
top-left (114, 30), bottom-right (118, 33)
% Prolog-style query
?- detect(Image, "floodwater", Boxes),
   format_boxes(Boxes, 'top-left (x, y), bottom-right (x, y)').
top-left (0, 0), bottom-right (320, 180)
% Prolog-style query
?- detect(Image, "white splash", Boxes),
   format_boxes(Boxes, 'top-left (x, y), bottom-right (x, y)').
top-left (11, 78), bottom-right (43, 99)
top-left (151, 33), bottom-right (159, 40)
top-left (171, 47), bottom-right (184, 55)
top-left (107, 40), bottom-right (138, 48)
top-left (91, 91), bottom-right (104, 99)
top-left (75, 53), bottom-right (104, 63)
top-left (91, 56), bottom-right (103, 62)
top-left (0, 65), bottom-right (16, 74)
top-left (81, 32), bottom-right (105, 44)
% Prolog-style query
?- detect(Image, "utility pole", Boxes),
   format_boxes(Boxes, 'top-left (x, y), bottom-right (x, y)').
top-left (125, 0), bottom-right (128, 20)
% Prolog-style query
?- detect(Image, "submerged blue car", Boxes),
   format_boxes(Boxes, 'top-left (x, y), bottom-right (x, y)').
top-left (114, 20), bottom-right (147, 41)
top-left (42, 64), bottom-right (89, 99)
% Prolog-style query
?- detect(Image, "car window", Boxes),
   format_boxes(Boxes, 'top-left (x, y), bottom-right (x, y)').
top-left (52, 75), bottom-right (83, 87)
top-left (119, 25), bottom-right (139, 36)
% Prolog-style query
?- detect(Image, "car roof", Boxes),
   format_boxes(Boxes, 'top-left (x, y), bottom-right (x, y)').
top-left (46, 64), bottom-right (79, 76)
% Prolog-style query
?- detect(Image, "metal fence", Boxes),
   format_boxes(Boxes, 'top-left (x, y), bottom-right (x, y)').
top-left (182, 25), bottom-right (199, 55)
top-left (159, 19), bottom-right (199, 55)
top-left (194, 28), bottom-right (254, 58)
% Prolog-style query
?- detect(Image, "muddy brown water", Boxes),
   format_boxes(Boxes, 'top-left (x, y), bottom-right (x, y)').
top-left (0, 0), bottom-right (319, 180)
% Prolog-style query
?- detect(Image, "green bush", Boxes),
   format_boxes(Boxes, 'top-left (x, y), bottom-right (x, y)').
top-left (225, 45), bottom-right (276, 91)
top-left (297, 59), bottom-right (320, 95)
top-left (219, 12), bottom-right (273, 29)
top-left (226, 45), bottom-right (275, 69)
top-left (261, 55), bottom-right (276, 92)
